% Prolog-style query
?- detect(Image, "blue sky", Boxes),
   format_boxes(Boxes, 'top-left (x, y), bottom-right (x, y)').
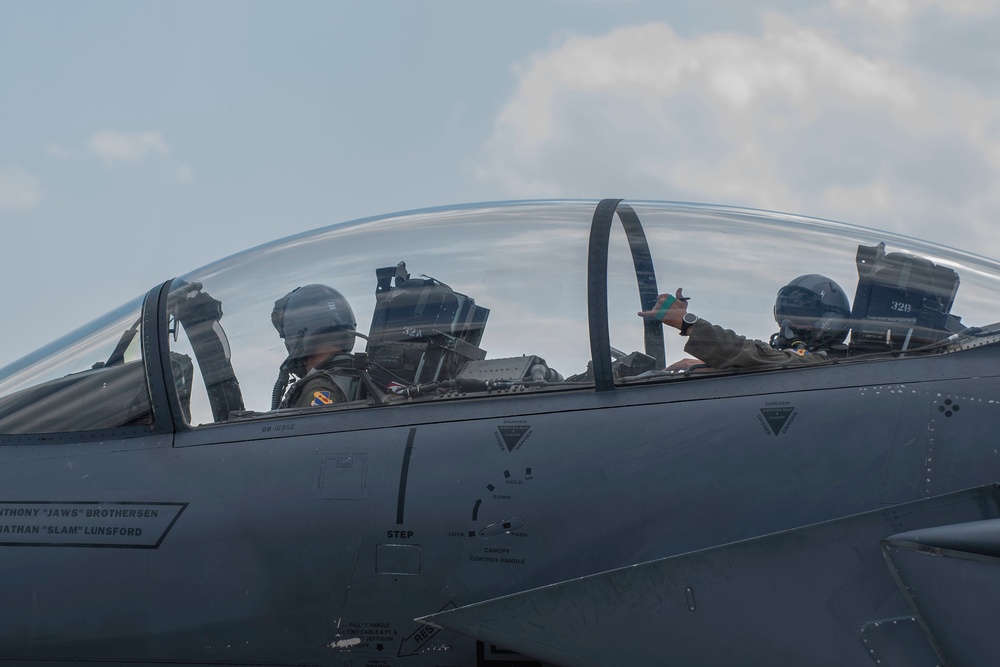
top-left (3, 0), bottom-right (1000, 368)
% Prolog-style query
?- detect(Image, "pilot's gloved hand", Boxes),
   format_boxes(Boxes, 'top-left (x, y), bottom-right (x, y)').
top-left (664, 357), bottom-right (707, 372)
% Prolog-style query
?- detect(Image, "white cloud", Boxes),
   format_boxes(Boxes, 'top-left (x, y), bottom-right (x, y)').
top-left (487, 15), bottom-right (915, 152)
top-left (46, 130), bottom-right (193, 183)
top-left (832, 0), bottom-right (998, 23)
top-left (45, 141), bottom-right (78, 160)
top-left (0, 167), bottom-right (41, 211)
top-left (476, 12), bottom-right (1000, 257)
top-left (831, 0), bottom-right (915, 23)
top-left (87, 130), bottom-right (170, 163)
top-left (174, 163), bottom-right (195, 182)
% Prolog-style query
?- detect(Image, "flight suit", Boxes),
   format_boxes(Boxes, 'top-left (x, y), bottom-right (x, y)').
top-left (280, 353), bottom-right (362, 408)
top-left (683, 318), bottom-right (833, 370)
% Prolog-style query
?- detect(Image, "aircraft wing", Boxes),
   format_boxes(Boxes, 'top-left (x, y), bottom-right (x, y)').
top-left (883, 518), bottom-right (1000, 666)
top-left (420, 484), bottom-right (1000, 667)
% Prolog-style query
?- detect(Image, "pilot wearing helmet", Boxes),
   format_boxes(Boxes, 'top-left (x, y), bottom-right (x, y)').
top-left (270, 284), bottom-right (363, 409)
top-left (638, 274), bottom-right (851, 370)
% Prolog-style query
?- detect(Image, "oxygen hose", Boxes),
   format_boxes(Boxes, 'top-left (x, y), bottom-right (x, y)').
top-left (271, 333), bottom-right (306, 410)
top-left (271, 369), bottom-right (290, 410)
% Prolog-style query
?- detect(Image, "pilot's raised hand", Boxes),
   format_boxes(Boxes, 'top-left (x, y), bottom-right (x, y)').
top-left (638, 288), bottom-right (688, 330)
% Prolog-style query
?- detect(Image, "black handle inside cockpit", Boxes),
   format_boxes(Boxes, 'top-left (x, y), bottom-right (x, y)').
top-left (587, 199), bottom-right (665, 391)
top-left (169, 282), bottom-right (245, 422)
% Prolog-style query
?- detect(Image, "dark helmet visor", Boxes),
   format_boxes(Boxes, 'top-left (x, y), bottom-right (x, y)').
top-left (775, 286), bottom-right (823, 326)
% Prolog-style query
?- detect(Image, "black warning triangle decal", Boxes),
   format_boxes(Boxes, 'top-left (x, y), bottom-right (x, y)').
top-left (497, 425), bottom-right (531, 452)
top-left (760, 407), bottom-right (794, 436)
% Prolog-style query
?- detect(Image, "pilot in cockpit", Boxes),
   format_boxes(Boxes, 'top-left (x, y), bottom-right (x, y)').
top-left (639, 275), bottom-right (852, 371)
top-left (270, 284), bottom-right (363, 409)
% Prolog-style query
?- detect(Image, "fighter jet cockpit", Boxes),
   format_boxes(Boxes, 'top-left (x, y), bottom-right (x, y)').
top-left (3, 200), bottom-right (1000, 437)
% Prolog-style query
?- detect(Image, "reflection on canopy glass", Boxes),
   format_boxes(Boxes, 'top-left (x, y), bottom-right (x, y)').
top-left (3, 200), bottom-right (1000, 434)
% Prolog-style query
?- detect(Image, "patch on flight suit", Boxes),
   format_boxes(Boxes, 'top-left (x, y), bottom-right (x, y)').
top-left (311, 391), bottom-right (334, 406)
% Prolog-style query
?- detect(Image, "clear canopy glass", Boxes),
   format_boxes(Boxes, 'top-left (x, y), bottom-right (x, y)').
top-left (3, 200), bottom-right (1000, 434)
top-left (0, 297), bottom-right (150, 434)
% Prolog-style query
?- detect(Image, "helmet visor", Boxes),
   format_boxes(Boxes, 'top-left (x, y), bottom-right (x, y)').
top-left (774, 286), bottom-right (822, 328)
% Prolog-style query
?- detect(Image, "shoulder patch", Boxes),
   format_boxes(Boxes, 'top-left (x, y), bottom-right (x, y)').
top-left (311, 391), bottom-right (334, 406)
